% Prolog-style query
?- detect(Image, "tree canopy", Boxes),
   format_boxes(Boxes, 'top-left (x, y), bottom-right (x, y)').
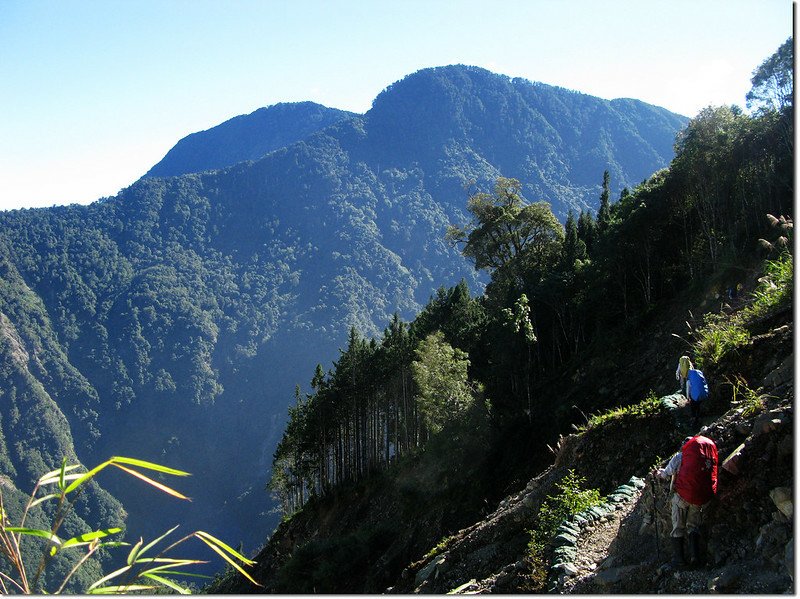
top-left (746, 37), bottom-right (793, 113)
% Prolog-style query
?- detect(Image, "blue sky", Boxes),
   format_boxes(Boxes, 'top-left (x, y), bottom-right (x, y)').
top-left (0, 0), bottom-right (792, 210)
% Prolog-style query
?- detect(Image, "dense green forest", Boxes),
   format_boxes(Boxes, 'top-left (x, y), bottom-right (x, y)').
top-left (267, 40), bottom-right (793, 527)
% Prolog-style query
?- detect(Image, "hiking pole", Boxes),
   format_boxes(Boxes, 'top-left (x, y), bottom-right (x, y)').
top-left (650, 476), bottom-right (660, 561)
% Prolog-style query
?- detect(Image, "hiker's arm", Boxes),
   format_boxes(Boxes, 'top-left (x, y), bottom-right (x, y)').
top-left (657, 452), bottom-right (682, 478)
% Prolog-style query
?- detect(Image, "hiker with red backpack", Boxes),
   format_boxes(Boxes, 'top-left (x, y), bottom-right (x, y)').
top-left (655, 435), bottom-right (719, 568)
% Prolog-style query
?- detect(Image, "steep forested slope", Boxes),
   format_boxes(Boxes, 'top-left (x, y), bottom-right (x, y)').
top-left (212, 252), bottom-right (793, 594)
top-left (0, 65), bottom-right (688, 567)
top-left (211, 41), bottom-right (793, 593)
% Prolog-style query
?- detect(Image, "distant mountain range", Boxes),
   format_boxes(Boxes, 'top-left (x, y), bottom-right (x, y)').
top-left (0, 65), bottom-right (687, 575)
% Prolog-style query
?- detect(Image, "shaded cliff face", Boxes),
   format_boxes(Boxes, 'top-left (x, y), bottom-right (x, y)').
top-left (0, 65), bottom-right (686, 563)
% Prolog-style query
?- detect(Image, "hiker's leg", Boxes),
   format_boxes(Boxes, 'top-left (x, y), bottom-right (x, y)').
top-left (686, 503), bottom-right (705, 536)
top-left (670, 494), bottom-right (688, 567)
top-left (670, 493), bottom-right (687, 538)
top-left (670, 537), bottom-right (686, 567)
top-left (686, 504), bottom-right (706, 566)
top-left (690, 400), bottom-right (700, 424)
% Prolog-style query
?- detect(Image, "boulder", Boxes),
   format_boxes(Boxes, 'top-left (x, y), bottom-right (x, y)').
top-left (553, 532), bottom-right (579, 547)
top-left (415, 555), bottom-right (447, 587)
top-left (466, 543), bottom-right (497, 564)
top-left (598, 555), bottom-right (616, 570)
top-left (553, 545), bottom-right (578, 562)
top-left (661, 394), bottom-right (684, 410)
top-left (448, 579), bottom-right (479, 594)
top-left (550, 561), bottom-right (578, 577)
top-left (769, 487), bottom-right (793, 518)
top-left (721, 443), bottom-right (746, 475)
top-left (557, 521), bottom-right (580, 535)
top-left (778, 434), bottom-right (793, 459)
top-left (629, 476), bottom-right (646, 490)
top-left (763, 355), bottom-right (793, 388)
top-left (707, 568), bottom-right (741, 593)
top-left (595, 565), bottom-right (637, 587)
top-left (756, 520), bottom-right (789, 557)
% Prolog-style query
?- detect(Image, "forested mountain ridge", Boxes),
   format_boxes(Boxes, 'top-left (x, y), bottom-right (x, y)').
top-left (0, 64), bottom-right (690, 585)
top-left (148, 65), bottom-right (687, 219)
top-left (144, 101), bottom-right (357, 178)
top-left (365, 66), bottom-right (685, 211)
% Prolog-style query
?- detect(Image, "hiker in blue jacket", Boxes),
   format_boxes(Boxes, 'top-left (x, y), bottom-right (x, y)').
top-left (686, 368), bottom-right (709, 424)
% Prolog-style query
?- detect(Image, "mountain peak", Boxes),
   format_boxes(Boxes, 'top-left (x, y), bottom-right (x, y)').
top-left (144, 101), bottom-right (357, 179)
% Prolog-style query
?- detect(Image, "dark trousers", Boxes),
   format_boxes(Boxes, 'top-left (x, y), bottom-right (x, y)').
top-left (690, 400), bottom-right (701, 419)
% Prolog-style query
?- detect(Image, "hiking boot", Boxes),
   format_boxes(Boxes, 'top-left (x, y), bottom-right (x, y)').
top-left (687, 531), bottom-right (704, 568)
top-left (670, 537), bottom-right (686, 568)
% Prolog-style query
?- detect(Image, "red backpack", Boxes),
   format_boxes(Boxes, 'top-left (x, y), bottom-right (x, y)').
top-left (674, 435), bottom-right (718, 505)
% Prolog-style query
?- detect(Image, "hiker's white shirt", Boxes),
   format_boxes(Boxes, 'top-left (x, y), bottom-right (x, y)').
top-left (659, 452), bottom-right (682, 478)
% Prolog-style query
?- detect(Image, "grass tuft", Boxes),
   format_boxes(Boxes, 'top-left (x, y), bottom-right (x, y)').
top-left (574, 390), bottom-right (663, 433)
top-left (693, 253), bottom-right (792, 367)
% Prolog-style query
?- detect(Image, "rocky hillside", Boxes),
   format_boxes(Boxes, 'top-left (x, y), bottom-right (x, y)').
top-left (398, 322), bottom-right (792, 594)
top-left (213, 256), bottom-right (793, 594)
top-left (393, 284), bottom-right (794, 594)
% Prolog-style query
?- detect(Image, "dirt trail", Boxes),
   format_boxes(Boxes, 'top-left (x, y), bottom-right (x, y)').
top-left (554, 390), bottom-right (793, 594)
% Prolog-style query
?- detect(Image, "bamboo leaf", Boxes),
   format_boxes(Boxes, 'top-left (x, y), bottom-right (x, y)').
top-left (98, 541), bottom-right (129, 549)
top-left (136, 524), bottom-right (180, 559)
top-left (59, 457), bottom-right (66, 491)
top-left (64, 460), bottom-right (113, 494)
top-left (110, 464), bottom-right (190, 501)
top-left (38, 464), bottom-right (80, 486)
top-left (29, 493), bottom-right (61, 508)
top-left (89, 584), bottom-right (155, 594)
top-left (135, 557), bottom-right (199, 564)
top-left (194, 530), bottom-right (255, 564)
top-left (196, 535), bottom-right (260, 587)
top-left (61, 528), bottom-right (122, 550)
top-left (39, 472), bottom-right (84, 487)
top-left (5, 527), bottom-right (62, 545)
top-left (138, 559), bottom-right (207, 575)
top-left (142, 570), bottom-right (212, 580)
top-left (126, 538), bottom-right (143, 565)
top-left (142, 573), bottom-right (191, 594)
top-left (88, 565), bottom-right (132, 591)
top-left (109, 457), bottom-right (190, 477)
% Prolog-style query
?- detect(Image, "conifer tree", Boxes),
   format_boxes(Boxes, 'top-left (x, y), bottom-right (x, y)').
top-left (597, 170), bottom-right (612, 231)
top-left (577, 209), bottom-right (598, 255)
top-left (561, 209), bottom-right (587, 267)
